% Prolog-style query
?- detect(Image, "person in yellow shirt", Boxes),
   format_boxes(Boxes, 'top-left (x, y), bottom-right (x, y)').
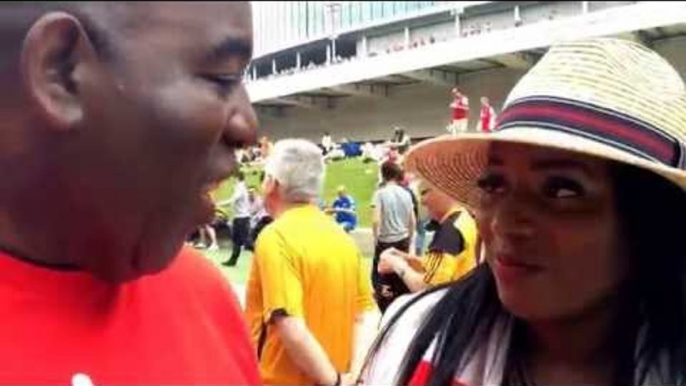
top-left (378, 179), bottom-right (477, 292)
top-left (245, 139), bottom-right (379, 386)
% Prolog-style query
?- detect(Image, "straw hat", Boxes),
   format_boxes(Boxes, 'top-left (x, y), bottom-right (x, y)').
top-left (404, 38), bottom-right (686, 208)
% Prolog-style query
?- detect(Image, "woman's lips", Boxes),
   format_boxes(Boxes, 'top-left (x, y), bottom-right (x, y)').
top-left (492, 253), bottom-right (544, 283)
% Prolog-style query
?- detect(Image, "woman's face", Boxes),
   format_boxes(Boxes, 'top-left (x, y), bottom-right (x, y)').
top-left (477, 143), bottom-right (628, 321)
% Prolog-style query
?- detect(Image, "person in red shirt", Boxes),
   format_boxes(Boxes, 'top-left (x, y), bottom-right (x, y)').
top-left (449, 87), bottom-right (470, 135)
top-left (479, 96), bottom-right (497, 133)
top-left (0, 3), bottom-right (260, 385)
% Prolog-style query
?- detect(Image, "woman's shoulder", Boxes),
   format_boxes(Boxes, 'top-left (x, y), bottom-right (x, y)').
top-left (383, 288), bottom-right (449, 329)
top-left (361, 288), bottom-right (450, 385)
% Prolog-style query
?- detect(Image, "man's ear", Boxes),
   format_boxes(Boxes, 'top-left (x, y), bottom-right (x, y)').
top-left (20, 12), bottom-right (97, 132)
top-left (263, 176), bottom-right (278, 197)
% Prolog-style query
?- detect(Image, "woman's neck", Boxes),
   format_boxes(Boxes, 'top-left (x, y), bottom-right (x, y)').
top-left (531, 314), bottom-right (613, 363)
top-left (523, 297), bottom-right (632, 384)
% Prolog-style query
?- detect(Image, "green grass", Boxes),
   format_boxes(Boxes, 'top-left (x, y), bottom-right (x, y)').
top-left (201, 245), bottom-right (372, 287)
top-left (203, 247), bottom-right (254, 284)
top-left (213, 158), bottom-right (379, 227)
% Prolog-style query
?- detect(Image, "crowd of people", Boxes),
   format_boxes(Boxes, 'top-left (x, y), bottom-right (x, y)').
top-left (246, 4), bottom-right (560, 85)
top-left (315, 89), bottom-right (498, 170)
top-left (3, 3), bottom-right (686, 386)
top-left (236, 138), bottom-right (480, 385)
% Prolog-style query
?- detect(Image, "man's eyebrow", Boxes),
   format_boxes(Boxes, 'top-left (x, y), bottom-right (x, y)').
top-left (206, 36), bottom-right (253, 63)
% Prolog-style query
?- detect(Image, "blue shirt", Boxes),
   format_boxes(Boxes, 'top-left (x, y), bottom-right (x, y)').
top-left (332, 195), bottom-right (357, 227)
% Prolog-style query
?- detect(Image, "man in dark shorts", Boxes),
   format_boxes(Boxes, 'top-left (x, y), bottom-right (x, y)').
top-left (371, 161), bottom-right (416, 312)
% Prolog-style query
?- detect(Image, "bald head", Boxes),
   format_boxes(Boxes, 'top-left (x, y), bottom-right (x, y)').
top-left (0, 2), bottom-right (257, 281)
top-left (0, 3), bottom-right (136, 70)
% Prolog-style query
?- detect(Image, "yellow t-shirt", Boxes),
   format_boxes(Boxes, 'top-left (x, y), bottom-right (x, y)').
top-left (244, 205), bottom-right (376, 385)
top-left (421, 209), bottom-right (478, 286)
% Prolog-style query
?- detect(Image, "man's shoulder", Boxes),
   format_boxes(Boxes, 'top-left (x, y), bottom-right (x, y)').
top-left (398, 186), bottom-right (415, 204)
top-left (339, 196), bottom-right (355, 206)
top-left (159, 247), bottom-right (233, 292)
top-left (253, 219), bottom-right (285, 249)
top-left (431, 215), bottom-right (466, 255)
top-left (377, 184), bottom-right (397, 196)
top-left (141, 247), bottom-right (244, 326)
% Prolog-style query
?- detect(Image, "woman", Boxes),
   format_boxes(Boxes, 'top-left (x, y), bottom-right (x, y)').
top-left (360, 38), bottom-right (686, 385)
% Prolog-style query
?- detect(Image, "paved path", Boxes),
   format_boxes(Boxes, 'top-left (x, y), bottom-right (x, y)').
top-left (231, 283), bottom-right (246, 308)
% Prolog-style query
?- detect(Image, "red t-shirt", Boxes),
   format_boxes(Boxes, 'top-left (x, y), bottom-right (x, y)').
top-left (451, 96), bottom-right (469, 120)
top-left (480, 106), bottom-right (496, 132)
top-left (0, 247), bottom-right (260, 385)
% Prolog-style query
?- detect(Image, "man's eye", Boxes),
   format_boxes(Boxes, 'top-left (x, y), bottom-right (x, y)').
top-left (203, 74), bottom-right (241, 92)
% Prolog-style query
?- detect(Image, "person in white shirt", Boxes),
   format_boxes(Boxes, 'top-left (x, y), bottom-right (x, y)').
top-left (390, 127), bottom-right (411, 155)
top-left (321, 132), bottom-right (333, 155)
top-left (223, 171), bottom-right (251, 267)
top-left (246, 187), bottom-right (272, 251)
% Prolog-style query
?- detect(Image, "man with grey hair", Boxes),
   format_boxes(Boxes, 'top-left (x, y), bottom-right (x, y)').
top-left (245, 139), bottom-right (379, 386)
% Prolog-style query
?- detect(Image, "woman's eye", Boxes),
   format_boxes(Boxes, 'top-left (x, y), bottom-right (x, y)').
top-left (477, 173), bottom-right (506, 194)
top-left (544, 177), bottom-right (585, 199)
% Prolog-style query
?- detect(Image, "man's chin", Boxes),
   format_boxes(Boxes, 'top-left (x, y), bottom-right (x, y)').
top-left (132, 238), bottom-right (185, 277)
top-left (87, 239), bottom-right (184, 283)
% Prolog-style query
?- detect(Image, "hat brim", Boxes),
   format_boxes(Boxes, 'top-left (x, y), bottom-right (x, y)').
top-left (404, 128), bottom-right (686, 209)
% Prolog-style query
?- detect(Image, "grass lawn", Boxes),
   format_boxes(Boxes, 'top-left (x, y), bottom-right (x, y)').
top-left (202, 246), bottom-right (372, 287)
top-left (203, 248), bottom-right (253, 284)
top-left (212, 157), bottom-right (379, 227)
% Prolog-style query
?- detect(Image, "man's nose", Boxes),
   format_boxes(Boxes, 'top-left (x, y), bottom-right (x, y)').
top-left (224, 86), bottom-right (258, 148)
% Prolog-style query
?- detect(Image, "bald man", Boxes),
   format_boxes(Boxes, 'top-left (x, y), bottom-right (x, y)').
top-left (0, 3), bottom-right (259, 384)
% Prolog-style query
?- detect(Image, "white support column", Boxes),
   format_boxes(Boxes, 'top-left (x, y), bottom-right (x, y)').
top-left (326, 45), bottom-right (331, 64)
top-left (404, 27), bottom-right (410, 49)
top-left (332, 38), bottom-right (337, 60)
top-left (361, 35), bottom-right (368, 57)
top-left (271, 59), bottom-right (277, 75)
top-left (296, 52), bottom-right (302, 69)
top-left (454, 9), bottom-right (461, 36)
top-left (582, 1), bottom-right (589, 14)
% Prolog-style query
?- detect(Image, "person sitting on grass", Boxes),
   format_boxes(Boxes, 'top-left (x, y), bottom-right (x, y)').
top-left (326, 185), bottom-right (358, 233)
